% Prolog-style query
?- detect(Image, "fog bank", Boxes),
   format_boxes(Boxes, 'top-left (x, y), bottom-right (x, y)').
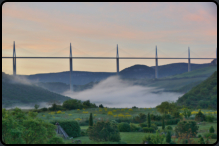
top-left (63, 76), bottom-right (183, 108)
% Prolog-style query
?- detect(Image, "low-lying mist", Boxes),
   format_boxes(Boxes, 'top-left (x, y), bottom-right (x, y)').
top-left (4, 102), bottom-right (52, 110)
top-left (63, 76), bottom-right (183, 108)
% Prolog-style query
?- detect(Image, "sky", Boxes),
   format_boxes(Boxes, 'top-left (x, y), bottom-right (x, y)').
top-left (2, 2), bottom-right (217, 75)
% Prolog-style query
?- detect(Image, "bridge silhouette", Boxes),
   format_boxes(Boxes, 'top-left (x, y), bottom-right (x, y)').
top-left (2, 41), bottom-right (217, 90)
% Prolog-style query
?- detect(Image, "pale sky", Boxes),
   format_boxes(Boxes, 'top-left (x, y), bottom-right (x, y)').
top-left (2, 2), bottom-right (217, 75)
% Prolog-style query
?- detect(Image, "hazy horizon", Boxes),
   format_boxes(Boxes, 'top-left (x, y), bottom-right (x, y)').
top-left (2, 2), bottom-right (217, 75)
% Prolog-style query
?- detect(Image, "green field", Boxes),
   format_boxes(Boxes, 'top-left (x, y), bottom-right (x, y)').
top-left (36, 107), bottom-right (217, 144)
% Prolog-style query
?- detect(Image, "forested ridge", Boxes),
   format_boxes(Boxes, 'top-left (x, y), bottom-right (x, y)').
top-left (176, 71), bottom-right (217, 109)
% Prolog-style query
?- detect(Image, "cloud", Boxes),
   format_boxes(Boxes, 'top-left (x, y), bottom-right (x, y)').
top-left (63, 76), bottom-right (183, 108)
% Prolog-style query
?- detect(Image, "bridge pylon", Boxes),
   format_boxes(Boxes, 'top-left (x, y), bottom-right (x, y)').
top-left (13, 41), bottom-right (16, 76)
top-left (155, 46), bottom-right (158, 78)
top-left (116, 44), bottom-right (119, 75)
top-left (188, 47), bottom-right (191, 72)
top-left (70, 43), bottom-right (73, 91)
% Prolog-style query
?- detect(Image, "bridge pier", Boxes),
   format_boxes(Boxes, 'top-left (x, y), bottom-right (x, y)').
top-left (155, 46), bottom-right (158, 79)
top-left (188, 47), bottom-right (191, 72)
top-left (70, 43), bottom-right (73, 91)
top-left (13, 41), bottom-right (16, 76)
top-left (116, 44), bottom-right (119, 75)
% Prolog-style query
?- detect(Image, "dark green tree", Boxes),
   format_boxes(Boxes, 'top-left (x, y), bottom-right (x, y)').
top-left (99, 104), bottom-right (104, 108)
top-left (147, 113), bottom-right (151, 128)
top-left (209, 126), bottom-right (215, 133)
top-left (199, 137), bottom-right (205, 144)
top-left (162, 118), bottom-right (165, 130)
top-left (166, 131), bottom-right (171, 143)
top-left (89, 113), bottom-right (93, 127)
top-left (34, 104), bottom-right (40, 110)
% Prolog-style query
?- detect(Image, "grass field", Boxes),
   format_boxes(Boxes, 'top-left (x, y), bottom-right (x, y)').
top-left (35, 107), bottom-right (217, 144)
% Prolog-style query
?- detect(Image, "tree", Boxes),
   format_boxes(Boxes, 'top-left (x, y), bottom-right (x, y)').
top-left (34, 104), bottom-right (40, 110)
top-left (175, 121), bottom-right (199, 138)
top-left (147, 113), bottom-right (151, 128)
top-left (156, 101), bottom-right (180, 115)
top-left (181, 107), bottom-right (191, 119)
top-left (209, 126), bottom-right (215, 133)
top-left (2, 108), bottom-right (64, 144)
top-left (166, 131), bottom-right (171, 143)
top-left (89, 113), bottom-right (93, 127)
top-left (162, 118), bottom-right (165, 130)
top-left (195, 109), bottom-right (206, 122)
top-left (99, 104), bottom-right (104, 108)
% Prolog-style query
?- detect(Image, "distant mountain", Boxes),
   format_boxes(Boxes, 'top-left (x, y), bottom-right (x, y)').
top-left (2, 72), bottom-right (72, 108)
top-left (20, 62), bottom-right (211, 85)
top-left (151, 62), bottom-right (210, 78)
top-left (23, 71), bottom-right (115, 85)
top-left (176, 71), bottom-right (217, 109)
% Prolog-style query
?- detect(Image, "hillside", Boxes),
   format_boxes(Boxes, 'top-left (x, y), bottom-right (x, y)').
top-left (37, 81), bottom-right (98, 94)
top-left (176, 71), bottom-right (217, 109)
top-left (20, 62), bottom-right (211, 85)
top-left (2, 72), bottom-right (72, 108)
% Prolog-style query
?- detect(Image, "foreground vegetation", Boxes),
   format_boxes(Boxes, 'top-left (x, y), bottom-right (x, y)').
top-left (3, 103), bottom-right (217, 144)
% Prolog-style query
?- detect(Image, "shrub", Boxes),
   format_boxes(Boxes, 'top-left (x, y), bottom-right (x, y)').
top-left (110, 120), bottom-right (118, 125)
top-left (48, 136), bottom-right (65, 144)
top-left (40, 107), bottom-right (48, 112)
top-left (115, 117), bottom-right (132, 123)
top-left (87, 121), bottom-right (120, 142)
top-left (139, 122), bottom-right (147, 128)
top-left (142, 131), bottom-right (165, 144)
top-left (205, 115), bottom-right (215, 122)
top-left (195, 110), bottom-right (206, 122)
top-left (50, 120), bottom-right (81, 137)
top-left (153, 121), bottom-right (162, 126)
top-left (118, 122), bottom-right (131, 132)
top-left (143, 127), bottom-right (155, 133)
top-left (166, 131), bottom-right (171, 143)
top-left (209, 126), bottom-right (215, 133)
top-left (169, 141), bottom-right (176, 144)
top-left (166, 125), bottom-right (173, 130)
top-left (175, 121), bottom-right (199, 138)
top-left (204, 133), bottom-right (217, 139)
top-left (133, 113), bottom-right (147, 123)
top-left (147, 113), bottom-right (151, 128)
top-left (199, 137), bottom-right (205, 144)
top-left (130, 123), bottom-right (140, 132)
top-left (132, 106), bottom-right (138, 109)
top-left (151, 123), bottom-right (158, 130)
top-left (198, 134), bottom-right (202, 138)
top-left (162, 118), bottom-right (165, 130)
top-left (165, 118), bottom-right (180, 125)
top-left (163, 114), bottom-right (172, 120)
top-left (151, 114), bottom-right (162, 121)
top-left (62, 99), bottom-right (83, 110)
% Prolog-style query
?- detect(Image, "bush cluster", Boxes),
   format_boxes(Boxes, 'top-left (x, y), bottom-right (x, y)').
top-left (132, 113), bottom-right (147, 123)
top-left (204, 133), bottom-right (217, 139)
top-left (87, 121), bottom-right (121, 142)
top-left (2, 108), bottom-right (65, 144)
top-left (142, 127), bottom-right (155, 133)
top-left (175, 121), bottom-right (199, 138)
top-left (195, 110), bottom-right (206, 122)
top-left (130, 123), bottom-right (140, 132)
top-left (205, 115), bottom-right (215, 122)
top-left (117, 122), bottom-right (131, 132)
top-left (50, 120), bottom-right (81, 137)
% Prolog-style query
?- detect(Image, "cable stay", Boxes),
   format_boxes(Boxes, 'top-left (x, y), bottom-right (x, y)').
top-left (98, 48), bottom-right (116, 57)
top-left (48, 46), bottom-right (69, 57)
top-left (71, 46), bottom-right (91, 57)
